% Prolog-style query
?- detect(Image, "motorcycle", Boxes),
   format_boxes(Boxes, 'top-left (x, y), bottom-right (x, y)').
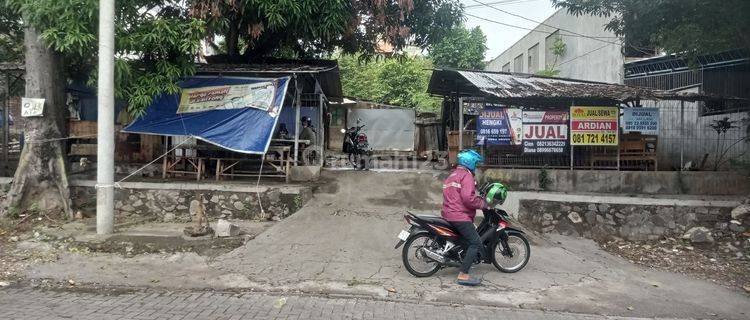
top-left (394, 185), bottom-right (530, 277)
top-left (341, 119), bottom-right (372, 170)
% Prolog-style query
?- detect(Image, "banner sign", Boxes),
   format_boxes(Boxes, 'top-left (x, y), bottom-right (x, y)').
top-left (570, 106), bottom-right (619, 146)
top-left (123, 76), bottom-right (290, 154)
top-left (177, 81), bottom-right (278, 114)
top-left (476, 107), bottom-right (522, 145)
top-left (522, 111), bottom-right (569, 153)
top-left (623, 108), bottom-right (659, 135)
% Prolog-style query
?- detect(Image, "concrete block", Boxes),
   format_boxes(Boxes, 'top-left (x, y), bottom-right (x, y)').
top-left (216, 219), bottom-right (240, 237)
top-left (290, 165), bottom-right (321, 182)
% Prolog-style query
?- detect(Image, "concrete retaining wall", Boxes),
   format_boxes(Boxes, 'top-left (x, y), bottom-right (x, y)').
top-left (517, 198), bottom-right (741, 241)
top-left (483, 168), bottom-right (750, 195)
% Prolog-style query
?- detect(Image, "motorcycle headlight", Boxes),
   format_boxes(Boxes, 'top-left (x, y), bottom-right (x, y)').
top-left (340, 128), bottom-right (346, 133)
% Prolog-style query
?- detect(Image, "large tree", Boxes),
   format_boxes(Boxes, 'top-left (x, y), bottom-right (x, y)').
top-left (339, 54), bottom-right (439, 111)
top-left (552, 0), bottom-right (750, 60)
top-left (428, 24), bottom-right (486, 70)
top-left (1, 0), bottom-right (204, 218)
top-left (189, 0), bottom-right (463, 59)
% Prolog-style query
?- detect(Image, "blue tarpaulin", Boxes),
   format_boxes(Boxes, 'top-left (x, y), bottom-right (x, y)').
top-left (123, 76), bottom-right (290, 154)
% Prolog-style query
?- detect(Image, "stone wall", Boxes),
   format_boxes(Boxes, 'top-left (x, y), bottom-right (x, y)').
top-left (70, 184), bottom-right (312, 222)
top-left (518, 199), bottom-right (743, 242)
top-left (482, 169), bottom-right (750, 196)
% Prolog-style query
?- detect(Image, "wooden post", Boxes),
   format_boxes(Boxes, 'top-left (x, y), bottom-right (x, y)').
top-left (458, 97), bottom-right (464, 150)
top-left (569, 100), bottom-right (575, 170)
top-left (680, 100), bottom-right (685, 170)
top-left (617, 106), bottom-right (621, 171)
top-left (318, 92), bottom-right (325, 166)
top-left (293, 74), bottom-right (300, 166)
top-left (2, 74), bottom-right (8, 176)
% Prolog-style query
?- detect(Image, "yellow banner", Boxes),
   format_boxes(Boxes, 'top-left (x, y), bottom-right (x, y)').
top-left (570, 106), bottom-right (618, 120)
top-left (570, 106), bottom-right (619, 146)
top-left (571, 132), bottom-right (618, 145)
top-left (177, 81), bottom-right (276, 114)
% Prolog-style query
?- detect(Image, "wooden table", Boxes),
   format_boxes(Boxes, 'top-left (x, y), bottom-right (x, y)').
top-left (215, 145), bottom-right (293, 182)
top-left (162, 145), bottom-right (206, 181)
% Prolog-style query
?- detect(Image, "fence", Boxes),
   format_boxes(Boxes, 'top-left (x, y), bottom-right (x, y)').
top-left (475, 101), bottom-right (749, 172)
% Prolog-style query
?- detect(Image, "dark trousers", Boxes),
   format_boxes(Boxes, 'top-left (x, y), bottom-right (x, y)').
top-left (451, 221), bottom-right (481, 274)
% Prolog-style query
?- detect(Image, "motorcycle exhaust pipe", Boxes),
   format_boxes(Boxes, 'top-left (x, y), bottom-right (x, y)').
top-left (421, 247), bottom-right (446, 264)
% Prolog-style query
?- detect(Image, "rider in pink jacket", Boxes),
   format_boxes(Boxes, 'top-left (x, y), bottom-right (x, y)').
top-left (441, 166), bottom-right (486, 222)
top-left (441, 150), bottom-right (487, 286)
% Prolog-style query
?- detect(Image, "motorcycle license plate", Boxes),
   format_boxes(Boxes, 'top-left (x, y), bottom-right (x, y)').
top-left (397, 230), bottom-right (410, 241)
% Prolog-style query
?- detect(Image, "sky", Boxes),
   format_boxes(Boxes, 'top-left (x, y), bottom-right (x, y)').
top-left (461, 0), bottom-right (558, 61)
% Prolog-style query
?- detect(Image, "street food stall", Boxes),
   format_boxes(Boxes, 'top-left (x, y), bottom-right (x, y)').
top-left (121, 59), bottom-right (342, 181)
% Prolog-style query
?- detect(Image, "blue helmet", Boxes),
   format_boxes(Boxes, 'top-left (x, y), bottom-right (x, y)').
top-left (457, 149), bottom-right (483, 172)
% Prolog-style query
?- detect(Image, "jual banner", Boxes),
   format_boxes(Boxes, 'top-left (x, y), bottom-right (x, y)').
top-left (522, 111), bottom-right (569, 153)
top-left (476, 107), bottom-right (522, 145)
top-left (177, 81), bottom-right (278, 114)
top-left (570, 106), bottom-right (619, 146)
top-left (623, 108), bottom-right (659, 135)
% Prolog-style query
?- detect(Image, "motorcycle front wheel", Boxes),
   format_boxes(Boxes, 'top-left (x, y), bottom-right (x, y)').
top-left (492, 233), bottom-right (530, 273)
top-left (402, 233), bottom-right (441, 277)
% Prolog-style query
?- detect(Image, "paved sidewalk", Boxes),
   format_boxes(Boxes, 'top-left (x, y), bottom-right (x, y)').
top-left (0, 287), bottom-right (673, 320)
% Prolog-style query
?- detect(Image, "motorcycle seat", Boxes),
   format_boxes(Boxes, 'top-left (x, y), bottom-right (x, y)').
top-left (414, 214), bottom-right (454, 229)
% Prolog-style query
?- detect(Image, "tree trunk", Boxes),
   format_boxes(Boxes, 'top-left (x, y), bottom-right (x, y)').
top-left (1, 26), bottom-right (72, 219)
top-left (226, 18), bottom-right (240, 60)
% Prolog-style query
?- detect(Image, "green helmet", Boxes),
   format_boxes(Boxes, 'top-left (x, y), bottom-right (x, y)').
top-left (483, 182), bottom-right (508, 205)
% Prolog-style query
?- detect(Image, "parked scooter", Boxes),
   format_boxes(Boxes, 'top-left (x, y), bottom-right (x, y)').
top-left (341, 119), bottom-right (371, 170)
top-left (394, 182), bottom-right (530, 277)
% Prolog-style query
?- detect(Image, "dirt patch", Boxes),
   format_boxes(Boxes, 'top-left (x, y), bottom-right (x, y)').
top-left (599, 235), bottom-right (750, 291)
top-left (77, 234), bottom-right (248, 258)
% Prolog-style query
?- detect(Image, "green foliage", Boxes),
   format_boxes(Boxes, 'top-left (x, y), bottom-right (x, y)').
top-left (428, 25), bottom-right (487, 70)
top-left (535, 37), bottom-right (565, 77)
top-left (552, 0), bottom-right (750, 61)
top-left (338, 54), bottom-right (440, 112)
top-left (191, 0), bottom-right (463, 58)
top-left (0, 2), bottom-right (23, 62)
top-left (6, 0), bottom-right (206, 115)
top-left (538, 167), bottom-right (552, 190)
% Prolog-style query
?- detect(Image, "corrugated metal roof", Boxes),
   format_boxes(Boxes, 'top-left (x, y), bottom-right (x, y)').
top-left (195, 58), bottom-right (343, 101)
top-left (455, 70), bottom-right (657, 102)
top-left (428, 69), bottom-right (741, 104)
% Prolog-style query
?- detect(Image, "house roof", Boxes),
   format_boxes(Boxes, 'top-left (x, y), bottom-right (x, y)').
top-left (428, 69), bottom-right (659, 105)
top-left (196, 57), bottom-right (343, 102)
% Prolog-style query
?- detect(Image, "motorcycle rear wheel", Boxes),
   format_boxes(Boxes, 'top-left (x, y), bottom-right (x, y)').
top-left (492, 233), bottom-right (530, 273)
top-left (402, 233), bottom-right (441, 277)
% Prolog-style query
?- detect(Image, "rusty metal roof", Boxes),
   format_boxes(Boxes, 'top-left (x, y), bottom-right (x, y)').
top-left (196, 58), bottom-right (342, 101)
top-left (428, 69), bottom-right (660, 105)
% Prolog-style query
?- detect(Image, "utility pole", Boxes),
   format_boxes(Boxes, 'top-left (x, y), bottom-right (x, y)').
top-left (96, 0), bottom-right (115, 234)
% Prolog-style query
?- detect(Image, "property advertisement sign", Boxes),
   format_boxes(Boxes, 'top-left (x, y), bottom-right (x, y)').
top-left (570, 106), bottom-right (619, 146)
top-left (476, 107), bottom-right (522, 145)
top-left (177, 81), bottom-right (277, 114)
top-left (522, 111), bottom-right (569, 153)
top-left (623, 108), bottom-right (659, 135)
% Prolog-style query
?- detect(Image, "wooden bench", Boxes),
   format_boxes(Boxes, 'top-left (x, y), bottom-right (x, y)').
top-left (619, 135), bottom-right (658, 171)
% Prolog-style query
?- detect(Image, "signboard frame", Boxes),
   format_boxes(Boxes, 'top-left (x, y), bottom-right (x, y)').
top-left (521, 110), bottom-right (569, 154)
top-left (569, 106), bottom-right (619, 146)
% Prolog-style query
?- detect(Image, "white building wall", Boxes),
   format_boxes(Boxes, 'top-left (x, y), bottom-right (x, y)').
top-left (486, 10), bottom-right (624, 84)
